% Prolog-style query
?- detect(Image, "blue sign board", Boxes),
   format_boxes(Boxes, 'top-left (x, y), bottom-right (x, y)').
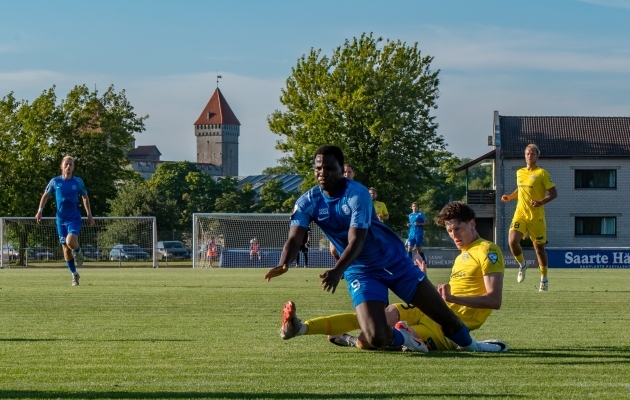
top-left (548, 249), bottom-right (630, 269)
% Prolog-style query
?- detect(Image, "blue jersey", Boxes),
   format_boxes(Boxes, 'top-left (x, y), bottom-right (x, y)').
top-left (408, 211), bottom-right (427, 238)
top-left (45, 176), bottom-right (87, 221)
top-left (291, 179), bottom-right (408, 271)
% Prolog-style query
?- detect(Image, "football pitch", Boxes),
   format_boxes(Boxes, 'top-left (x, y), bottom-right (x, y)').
top-left (0, 268), bottom-right (629, 400)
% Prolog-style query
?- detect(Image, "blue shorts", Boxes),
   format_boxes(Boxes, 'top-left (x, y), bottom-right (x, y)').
top-left (343, 258), bottom-right (426, 308)
top-left (57, 217), bottom-right (82, 245)
top-left (407, 235), bottom-right (424, 248)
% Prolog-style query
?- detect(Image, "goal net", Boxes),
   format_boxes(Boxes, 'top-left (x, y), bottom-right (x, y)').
top-left (1, 217), bottom-right (157, 268)
top-left (192, 213), bottom-right (337, 268)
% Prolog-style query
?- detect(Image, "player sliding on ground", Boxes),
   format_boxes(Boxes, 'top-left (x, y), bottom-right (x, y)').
top-left (501, 144), bottom-right (557, 291)
top-left (35, 156), bottom-right (94, 286)
top-left (265, 145), bottom-right (506, 353)
top-left (326, 202), bottom-right (507, 351)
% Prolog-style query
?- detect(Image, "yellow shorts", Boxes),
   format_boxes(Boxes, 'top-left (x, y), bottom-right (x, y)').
top-left (510, 217), bottom-right (547, 244)
top-left (394, 304), bottom-right (457, 351)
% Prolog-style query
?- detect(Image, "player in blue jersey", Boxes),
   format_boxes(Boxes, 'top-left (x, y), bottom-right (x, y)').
top-left (264, 145), bottom-right (504, 352)
top-left (407, 202), bottom-right (428, 263)
top-left (35, 156), bottom-right (94, 286)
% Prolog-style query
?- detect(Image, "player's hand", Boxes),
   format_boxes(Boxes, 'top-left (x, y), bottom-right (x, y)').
top-left (530, 199), bottom-right (542, 207)
top-left (501, 195), bottom-right (510, 202)
top-left (264, 265), bottom-right (289, 281)
top-left (319, 268), bottom-right (343, 293)
top-left (437, 283), bottom-right (451, 301)
top-left (35, 211), bottom-right (42, 224)
top-left (87, 215), bottom-right (95, 226)
top-left (413, 256), bottom-right (427, 274)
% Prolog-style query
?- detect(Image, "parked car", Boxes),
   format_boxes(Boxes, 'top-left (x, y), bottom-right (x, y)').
top-left (2, 244), bottom-right (18, 262)
top-left (83, 244), bottom-right (104, 260)
top-left (109, 244), bottom-right (150, 261)
top-left (27, 246), bottom-right (56, 261)
top-left (157, 241), bottom-right (189, 260)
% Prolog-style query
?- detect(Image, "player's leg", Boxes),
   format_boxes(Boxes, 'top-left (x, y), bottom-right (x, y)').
top-left (346, 270), bottom-right (427, 352)
top-left (66, 218), bottom-right (84, 268)
top-left (508, 219), bottom-right (527, 282)
top-left (530, 220), bottom-right (549, 291)
top-left (280, 302), bottom-right (360, 340)
top-left (303, 249), bottom-right (308, 268)
top-left (58, 222), bottom-right (80, 285)
top-left (406, 238), bottom-right (415, 259)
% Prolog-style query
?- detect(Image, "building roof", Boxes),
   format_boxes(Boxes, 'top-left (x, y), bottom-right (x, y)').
top-left (238, 175), bottom-right (304, 194)
top-left (128, 145), bottom-right (162, 157)
top-left (499, 116), bottom-right (630, 157)
top-left (194, 88), bottom-right (241, 126)
top-left (455, 150), bottom-right (496, 173)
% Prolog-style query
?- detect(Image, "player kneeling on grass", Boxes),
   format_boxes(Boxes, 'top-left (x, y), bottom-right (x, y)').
top-left (265, 145), bottom-right (505, 353)
top-left (300, 201), bottom-right (508, 352)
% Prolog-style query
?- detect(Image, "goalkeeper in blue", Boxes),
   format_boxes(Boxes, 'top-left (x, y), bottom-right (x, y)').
top-left (35, 156), bottom-right (94, 286)
top-left (264, 145), bottom-right (504, 352)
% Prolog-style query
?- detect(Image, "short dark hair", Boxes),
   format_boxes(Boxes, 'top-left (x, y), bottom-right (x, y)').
top-left (314, 145), bottom-right (344, 168)
top-left (344, 163), bottom-right (354, 170)
top-left (434, 201), bottom-right (476, 226)
top-left (368, 187), bottom-right (377, 192)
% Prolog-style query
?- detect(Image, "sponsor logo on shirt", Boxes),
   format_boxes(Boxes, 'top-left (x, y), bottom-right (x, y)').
top-left (341, 205), bottom-right (350, 215)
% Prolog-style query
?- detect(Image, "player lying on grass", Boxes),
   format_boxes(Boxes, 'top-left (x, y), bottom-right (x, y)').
top-left (265, 145), bottom-right (505, 353)
top-left (277, 201), bottom-right (507, 351)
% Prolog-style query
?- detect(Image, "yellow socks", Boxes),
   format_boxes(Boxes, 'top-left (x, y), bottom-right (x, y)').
top-left (539, 265), bottom-right (548, 280)
top-left (515, 254), bottom-right (525, 268)
top-left (304, 313), bottom-right (361, 336)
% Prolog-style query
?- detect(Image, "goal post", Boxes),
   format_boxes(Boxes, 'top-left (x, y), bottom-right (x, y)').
top-left (192, 213), bottom-right (337, 269)
top-left (1, 217), bottom-right (157, 268)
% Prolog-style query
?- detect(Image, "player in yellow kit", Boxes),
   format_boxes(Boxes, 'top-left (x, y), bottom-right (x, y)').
top-left (368, 187), bottom-right (389, 222)
top-left (323, 201), bottom-right (507, 351)
top-left (501, 144), bottom-right (557, 291)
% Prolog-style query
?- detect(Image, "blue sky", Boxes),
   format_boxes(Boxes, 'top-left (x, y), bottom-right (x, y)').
top-left (2, 0), bottom-right (629, 175)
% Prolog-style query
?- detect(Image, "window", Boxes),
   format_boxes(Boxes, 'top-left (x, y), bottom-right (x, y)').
top-left (575, 217), bottom-right (616, 236)
top-left (575, 169), bottom-right (616, 189)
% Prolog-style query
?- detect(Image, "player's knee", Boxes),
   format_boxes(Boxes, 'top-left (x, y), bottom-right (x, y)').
top-left (363, 331), bottom-right (389, 349)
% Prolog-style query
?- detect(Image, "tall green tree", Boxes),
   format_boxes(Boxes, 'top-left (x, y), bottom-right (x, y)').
top-left (267, 33), bottom-right (445, 230)
top-left (0, 85), bottom-right (146, 218)
top-left (214, 181), bottom-right (256, 213)
top-left (257, 179), bottom-right (294, 213)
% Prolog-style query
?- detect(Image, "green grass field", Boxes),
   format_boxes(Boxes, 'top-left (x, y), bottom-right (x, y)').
top-left (0, 267), bottom-right (629, 399)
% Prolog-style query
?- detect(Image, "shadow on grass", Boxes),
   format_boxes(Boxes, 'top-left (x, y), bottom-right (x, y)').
top-left (0, 338), bottom-right (195, 342)
top-left (0, 391), bottom-right (525, 399)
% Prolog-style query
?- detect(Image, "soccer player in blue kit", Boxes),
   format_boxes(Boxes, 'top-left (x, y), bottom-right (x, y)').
top-left (36, 156), bottom-right (94, 286)
top-left (407, 202), bottom-right (428, 262)
top-left (264, 145), bottom-right (504, 352)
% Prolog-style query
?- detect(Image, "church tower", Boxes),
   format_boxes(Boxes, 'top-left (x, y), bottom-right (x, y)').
top-left (194, 88), bottom-right (240, 176)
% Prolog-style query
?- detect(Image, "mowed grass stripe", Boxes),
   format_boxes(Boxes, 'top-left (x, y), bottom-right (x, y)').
top-left (0, 268), bottom-right (629, 399)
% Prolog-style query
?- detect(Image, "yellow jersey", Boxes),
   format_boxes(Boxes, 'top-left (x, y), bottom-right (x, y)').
top-left (373, 201), bottom-right (388, 217)
top-left (514, 166), bottom-right (555, 221)
top-left (447, 238), bottom-right (504, 330)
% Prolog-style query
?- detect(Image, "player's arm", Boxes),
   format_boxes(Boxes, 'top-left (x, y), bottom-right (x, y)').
top-left (501, 189), bottom-right (518, 202)
top-left (81, 194), bottom-right (95, 226)
top-left (319, 227), bottom-right (367, 293)
top-left (437, 272), bottom-right (503, 309)
top-left (381, 204), bottom-right (389, 221)
top-left (264, 225), bottom-right (306, 281)
top-left (531, 186), bottom-right (557, 208)
top-left (35, 193), bottom-right (50, 223)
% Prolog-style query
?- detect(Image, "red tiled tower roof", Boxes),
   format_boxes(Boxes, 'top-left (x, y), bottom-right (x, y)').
top-left (194, 88), bottom-right (241, 126)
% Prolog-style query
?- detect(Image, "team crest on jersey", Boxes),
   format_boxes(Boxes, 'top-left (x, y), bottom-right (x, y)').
top-left (530, 175), bottom-right (536, 180)
top-left (461, 252), bottom-right (469, 262)
top-left (72, 185), bottom-right (77, 190)
top-left (341, 204), bottom-right (350, 215)
top-left (488, 252), bottom-right (498, 264)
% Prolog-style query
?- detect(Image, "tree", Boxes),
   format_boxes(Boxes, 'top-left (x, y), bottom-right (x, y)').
top-left (0, 85), bottom-right (146, 265)
top-left (0, 85), bottom-right (146, 218)
top-left (257, 179), bottom-right (294, 213)
top-left (214, 181), bottom-right (256, 213)
top-left (267, 33), bottom-right (445, 230)
top-left (261, 157), bottom-right (298, 175)
top-left (107, 179), bottom-right (179, 231)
